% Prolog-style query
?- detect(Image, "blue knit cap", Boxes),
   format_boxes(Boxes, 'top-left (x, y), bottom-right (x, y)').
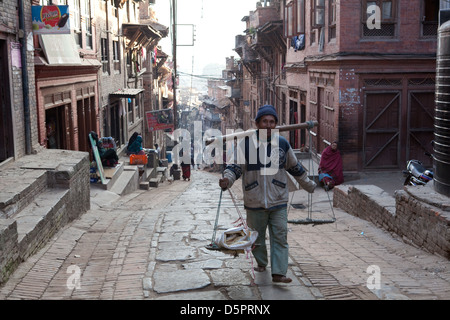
top-left (255, 105), bottom-right (278, 123)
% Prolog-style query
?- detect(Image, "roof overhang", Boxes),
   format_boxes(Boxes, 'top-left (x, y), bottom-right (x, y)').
top-left (284, 62), bottom-right (307, 73)
top-left (123, 23), bottom-right (163, 51)
top-left (110, 88), bottom-right (144, 98)
top-left (259, 20), bottom-right (283, 33)
top-left (39, 34), bottom-right (82, 66)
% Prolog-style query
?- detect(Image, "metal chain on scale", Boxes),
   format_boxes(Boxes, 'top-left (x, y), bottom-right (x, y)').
top-left (287, 128), bottom-right (336, 225)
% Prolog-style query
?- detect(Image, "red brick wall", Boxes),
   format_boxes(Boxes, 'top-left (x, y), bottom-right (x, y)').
top-left (334, 184), bottom-right (450, 259)
top-left (339, 0), bottom-right (436, 54)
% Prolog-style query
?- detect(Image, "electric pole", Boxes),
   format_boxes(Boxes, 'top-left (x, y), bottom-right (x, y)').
top-left (172, 0), bottom-right (177, 129)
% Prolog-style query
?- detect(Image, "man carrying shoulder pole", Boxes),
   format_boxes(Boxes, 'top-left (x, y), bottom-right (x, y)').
top-left (218, 105), bottom-right (316, 283)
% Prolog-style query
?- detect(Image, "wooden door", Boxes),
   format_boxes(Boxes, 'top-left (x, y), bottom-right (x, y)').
top-left (0, 40), bottom-right (14, 161)
top-left (77, 99), bottom-right (87, 151)
top-left (64, 104), bottom-right (72, 150)
top-left (363, 91), bottom-right (401, 168)
top-left (319, 88), bottom-right (335, 149)
top-left (289, 99), bottom-right (298, 149)
top-left (309, 87), bottom-right (319, 152)
top-left (408, 91), bottom-right (435, 167)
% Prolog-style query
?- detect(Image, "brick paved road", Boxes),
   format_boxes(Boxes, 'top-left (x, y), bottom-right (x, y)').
top-left (225, 170), bottom-right (450, 300)
top-left (0, 169), bottom-right (448, 301)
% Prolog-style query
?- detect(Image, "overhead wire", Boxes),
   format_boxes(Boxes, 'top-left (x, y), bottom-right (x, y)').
top-left (177, 50), bottom-right (435, 84)
top-left (177, 70), bottom-right (279, 83)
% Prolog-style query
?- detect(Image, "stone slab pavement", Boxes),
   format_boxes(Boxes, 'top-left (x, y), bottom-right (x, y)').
top-left (0, 168), bottom-right (449, 302)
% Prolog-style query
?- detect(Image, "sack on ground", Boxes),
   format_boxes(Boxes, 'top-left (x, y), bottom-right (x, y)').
top-left (216, 226), bottom-right (258, 252)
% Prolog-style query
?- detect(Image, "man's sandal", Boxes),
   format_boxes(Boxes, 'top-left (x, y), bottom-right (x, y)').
top-left (272, 275), bottom-right (292, 283)
top-left (254, 266), bottom-right (266, 272)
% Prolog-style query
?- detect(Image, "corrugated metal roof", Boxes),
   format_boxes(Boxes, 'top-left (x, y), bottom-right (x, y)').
top-left (110, 88), bottom-right (144, 97)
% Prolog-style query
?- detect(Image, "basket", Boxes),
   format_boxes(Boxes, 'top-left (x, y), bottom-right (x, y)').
top-left (130, 154), bottom-right (148, 165)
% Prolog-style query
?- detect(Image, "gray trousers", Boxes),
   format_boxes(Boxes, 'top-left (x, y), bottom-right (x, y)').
top-left (246, 207), bottom-right (289, 276)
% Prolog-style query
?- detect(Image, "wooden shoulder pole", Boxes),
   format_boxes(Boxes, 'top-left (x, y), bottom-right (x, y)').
top-left (205, 120), bottom-right (318, 145)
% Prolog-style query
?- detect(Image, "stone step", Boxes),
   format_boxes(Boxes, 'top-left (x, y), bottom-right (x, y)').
top-left (145, 167), bottom-right (156, 180)
top-left (156, 167), bottom-right (167, 183)
top-left (13, 188), bottom-right (70, 261)
top-left (90, 162), bottom-right (124, 191)
top-left (0, 149), bottom-right (91, 285)
top-left (0, 168), bottom-right (48, 218)
top-left (138, 167), bottom-right (155, 182)
top-left (109, 166), bottom-right (139, 196)
top-left (90, 157), bottom-right (170, 194)
top-left (149, 178), bottom-right (160, 188)
top-left (140, 181), bottom-right (150, 190)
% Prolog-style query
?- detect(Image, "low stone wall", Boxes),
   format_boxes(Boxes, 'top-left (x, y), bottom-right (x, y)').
top-left (0, 149), bottom-right (90, 284)
top-left (333, 183), bottom-right (450, 259)
top-left (46, 151), bottom-right (91, 221)
top-left (0, 220), bottom-right (20, 284)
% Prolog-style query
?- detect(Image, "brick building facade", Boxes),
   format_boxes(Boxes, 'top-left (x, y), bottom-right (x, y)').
top-left (32, 0), bottom-right (103, 153)
top-left (0, 0), bottom-right (169, 165)
top-left (233, 0), bottom-right (439, 172)
top-left (0, 0), bottom-right (39, 161)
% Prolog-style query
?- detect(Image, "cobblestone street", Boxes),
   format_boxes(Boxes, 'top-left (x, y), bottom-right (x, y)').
top-left (0, 169), bottom-right (449, 302)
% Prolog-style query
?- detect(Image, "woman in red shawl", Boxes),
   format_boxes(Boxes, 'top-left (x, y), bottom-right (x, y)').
top-left (318, 141), bottom-right (343, 190)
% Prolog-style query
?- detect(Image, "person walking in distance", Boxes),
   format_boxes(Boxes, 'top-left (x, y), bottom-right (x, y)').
top-left (219, 105), bottom-right (316, 283)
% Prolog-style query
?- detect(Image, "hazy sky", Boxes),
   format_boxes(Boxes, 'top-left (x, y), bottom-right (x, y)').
top-left (152, 0), bottom-right (259, 76)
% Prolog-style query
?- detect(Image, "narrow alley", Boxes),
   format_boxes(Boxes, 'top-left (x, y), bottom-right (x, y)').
top-left (0, 169), bottom-right (449, 303)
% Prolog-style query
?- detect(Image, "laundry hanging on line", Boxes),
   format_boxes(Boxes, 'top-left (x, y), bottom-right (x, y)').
top-left (291, 35), bottom-right (305, 52)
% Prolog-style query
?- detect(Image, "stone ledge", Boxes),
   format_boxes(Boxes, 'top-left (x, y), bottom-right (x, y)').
top-left (0, 149), bottom-right (90, 285)
top-left (334, 183), bottom-right (450, 259)
top-left (403, 182), bottom-right (450, 212)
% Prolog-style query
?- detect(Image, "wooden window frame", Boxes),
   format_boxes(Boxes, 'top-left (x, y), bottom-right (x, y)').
top-left (284, 1), bottom-right (296, 37)
top-left (329, 0), bottom-right (337, 40)
top-left (421, 0), bottom-right (439, 37)
top-left (73, 0), bottom-right (82, 47)
top-left (362, 0), bottom-right (398, 38)
top-left (296, 0), bottom-right (306, 34)
top-left (82, 0), bottom-right (93, 49)
top-left (112, 40), bottom-right (120, 73)
top-left (101, 37), bottom-right (110, 74)
top-left (311, 0), bottom-right (326, 29)
top-left (284, 0), bottom-right (306, 37)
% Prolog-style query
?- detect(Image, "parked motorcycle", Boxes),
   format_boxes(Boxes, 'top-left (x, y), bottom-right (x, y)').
top-left (403, 158), bottom-right (434, 186)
